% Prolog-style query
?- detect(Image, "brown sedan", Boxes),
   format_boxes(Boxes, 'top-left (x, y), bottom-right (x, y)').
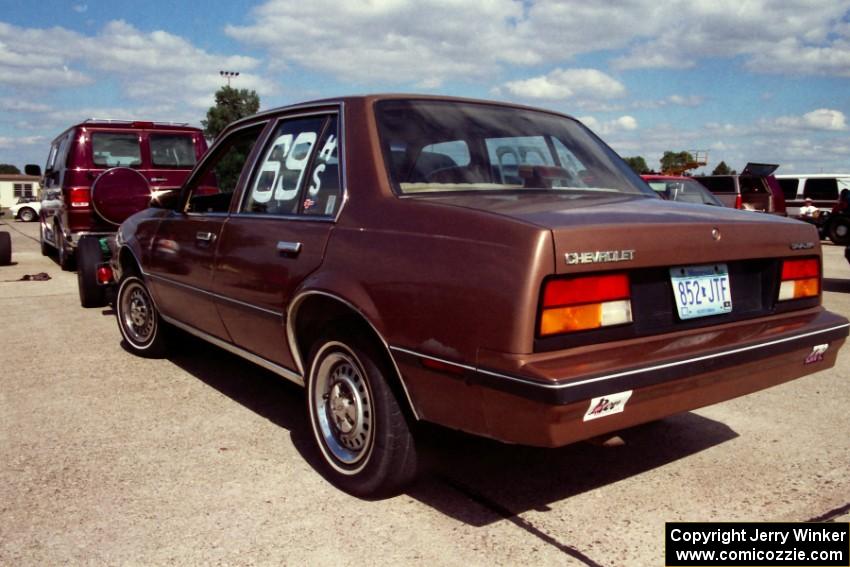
top-left (110, 95), bottom-right (849, 497)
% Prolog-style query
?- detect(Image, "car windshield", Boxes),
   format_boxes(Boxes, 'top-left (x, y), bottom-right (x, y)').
top-left (375, 100), bottom-right (653, 197)
top-left (92, 133), bottom-right (142, 167)
top-left (646, 178), bottom-right (724, 206)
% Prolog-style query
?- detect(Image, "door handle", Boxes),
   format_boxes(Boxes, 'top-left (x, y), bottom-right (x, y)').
top-left (196, 231), bottom-right (216, 242)
top-left (277, 241), bottom-right (302, 256)
top-left (150, 177), bottom-right (168, 183)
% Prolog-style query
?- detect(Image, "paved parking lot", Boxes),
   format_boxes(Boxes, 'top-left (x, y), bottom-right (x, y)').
top-left (1, 218), bottom-right (848, 566)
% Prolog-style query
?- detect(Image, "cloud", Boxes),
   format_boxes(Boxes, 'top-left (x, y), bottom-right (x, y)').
top-left (501, 68), bottom-right (626, 101)
top-left (769, 109), bottom-right (847, 131)
top-left (73, 4), bottom-right (88, 13)
top-left (611, 0), bottom-right (850, 75)
top-left (578, 114), bottom-right (638, 135)
top-left (0, 135), bottom-right (47, 150)
top-left (0, 20), bottom-right (270, 111)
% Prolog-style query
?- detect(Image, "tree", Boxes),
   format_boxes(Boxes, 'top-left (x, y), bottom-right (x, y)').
top-left (202, 85), bottom-right (260, 140)
top-left (202, 85), bottom-right (261, 192)
top-left (659, 151), bottom-right (694, 174)
top-left (0, 164), bottom-right (21, 174)
top-left (712, 161), bottom-right (732, 175)
top-left (623, 156), bottom-right (650, 174)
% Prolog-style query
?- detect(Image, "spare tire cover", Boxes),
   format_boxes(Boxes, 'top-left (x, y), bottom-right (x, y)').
top-left (90, 167), bottom-right (152, 225)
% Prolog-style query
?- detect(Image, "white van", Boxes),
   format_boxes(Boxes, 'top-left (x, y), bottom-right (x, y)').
top-left (775, 173), bottom-right (850, 216)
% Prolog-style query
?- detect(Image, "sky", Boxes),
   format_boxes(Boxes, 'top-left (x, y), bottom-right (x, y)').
top-left (2, 0), bottom-right (850, 174)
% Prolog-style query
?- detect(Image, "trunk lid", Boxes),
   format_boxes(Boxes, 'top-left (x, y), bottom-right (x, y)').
top-left (417, 192), bottom-right (817, 273)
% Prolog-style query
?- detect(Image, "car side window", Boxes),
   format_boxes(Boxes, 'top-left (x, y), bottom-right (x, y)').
top-left (242, 116), bottom-right (326, 216)
top-left (186, 123), bottom-right (265, 214)
top-left (302, 116), bottom-right (341, 216)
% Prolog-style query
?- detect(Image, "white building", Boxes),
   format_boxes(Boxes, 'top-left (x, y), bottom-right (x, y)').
top-left (0, 174), bottom-right (41, 209)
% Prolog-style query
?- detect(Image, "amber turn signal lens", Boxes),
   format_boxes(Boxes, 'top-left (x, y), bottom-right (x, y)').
top-left (779, 258), bottom-right (820, 301)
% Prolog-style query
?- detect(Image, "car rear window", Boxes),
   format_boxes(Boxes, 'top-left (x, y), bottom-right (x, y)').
top-left (803, 178), bottom-right (838, 201)
top-left (92, 132), bottom-right (142, 167)
top-left (695, 176), bottom-right (735, 194)
top-left (150, 134), bottom-right (197, 168)
top-left (375, 100), bottom-right (651, 197)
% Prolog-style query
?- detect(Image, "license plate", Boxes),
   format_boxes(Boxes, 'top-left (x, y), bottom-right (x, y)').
top-left (670, 264), bottom-right (732, 320)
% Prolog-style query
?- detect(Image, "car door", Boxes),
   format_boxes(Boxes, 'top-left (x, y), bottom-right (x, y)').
top-left (211, 110), bottom-right (342, 370)
top-left (146, 121), bottom-right (268, 339)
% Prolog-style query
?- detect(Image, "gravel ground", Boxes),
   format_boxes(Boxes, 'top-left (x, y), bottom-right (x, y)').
top-left (1, 218), bottom-right (848, 566)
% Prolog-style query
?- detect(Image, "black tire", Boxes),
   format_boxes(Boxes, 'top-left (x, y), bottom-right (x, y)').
top-left (0, 232), bottom-right (11, 266)
top-left (55, 224), bottom-right (76, 271)
top-left (306, 333), bottom-right (418, 497)
top-left (828, 217), bottom-right (850, 245)
top-left (76, 237), bottom-right (107, 308)
top-left (115, 274), bottom-right (168, 358)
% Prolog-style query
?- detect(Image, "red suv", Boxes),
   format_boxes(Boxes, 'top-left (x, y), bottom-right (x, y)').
top-left (30, 120), bottom-right (207, 306)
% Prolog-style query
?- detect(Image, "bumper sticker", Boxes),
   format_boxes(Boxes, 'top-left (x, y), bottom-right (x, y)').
top-left (804, 344), bottom-right (829, 365)
top-left (583, 390), bottom-right (633, 422)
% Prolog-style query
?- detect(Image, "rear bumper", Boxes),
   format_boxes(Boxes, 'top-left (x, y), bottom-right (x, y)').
top-left (392, 308), bottom-right (848, 447)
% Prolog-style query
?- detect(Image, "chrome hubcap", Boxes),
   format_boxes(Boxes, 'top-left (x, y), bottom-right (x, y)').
top-left (121, 282), bottom-right (155, 344)
top-left (312, 347), bottom-right (374, 467)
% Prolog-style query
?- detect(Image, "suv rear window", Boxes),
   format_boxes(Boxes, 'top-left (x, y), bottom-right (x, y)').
top-left (803, 178), bottom-right (838, 201)
top-left (92, 132), bottom-right (142, 167)
top-left (777, 178), bottom-right (799, 200)
top-left (150, 134), bottom-right (197, 167)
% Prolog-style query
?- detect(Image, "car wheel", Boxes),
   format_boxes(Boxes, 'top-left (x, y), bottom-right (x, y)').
top-left (307, 334), bottom-right (418, 497)
top-left (18, 207), bottom-right (36, 222)
top-left (828, 217), bottom-right (850, 245)
top-left (55, 224), bottom-right (76, 271)
top-left (115, 275), bottom-right (168, 357)
top-left (0, 232), bottom-right (11, 266)
top-left (76, 237), bottom-right (107, 308)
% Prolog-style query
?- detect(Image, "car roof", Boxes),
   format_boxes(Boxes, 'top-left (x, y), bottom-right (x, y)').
top-left (224, 94), bottom-right (580, 132)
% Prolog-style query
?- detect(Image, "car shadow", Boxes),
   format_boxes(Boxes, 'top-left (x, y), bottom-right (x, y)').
top-left (823, 278), bottom-right (850, 293)
top-left (148, 331), bottom-right (739, 522)
top-left (407, 413), bottom-right (737, 526)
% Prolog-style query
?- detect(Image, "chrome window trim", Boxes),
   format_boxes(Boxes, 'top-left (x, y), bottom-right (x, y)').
top-left (390, 322), bottom-right (850, 392)
top-left (181, 119), bottom-right (272, 214)
top-left (160, 314), bottom-right (303, 386)
top-left (144, 272), bottom-right (283, 319)
top-left (233, 105), bottom-right (347, 222)
top-left (286, 290), bottom-right (419, 420)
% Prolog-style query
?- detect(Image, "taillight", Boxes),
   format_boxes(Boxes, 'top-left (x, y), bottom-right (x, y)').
top-left (778, 258), bottom-right (819, 301)
top-left (68, 187), bottom-right (91, 208)
top-left (96, 265), bottom-right (114, 285)
top-left (734, 194), bottom-right (742, 209)
top-left (539, 273), bottom-right (632, 336)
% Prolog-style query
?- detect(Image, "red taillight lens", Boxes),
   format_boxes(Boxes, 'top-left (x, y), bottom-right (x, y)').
top-left (539, 273), bottom-right (632, 336)
top-left (779, 258), bottom-right (819, 301)
top-left (96, 265), bottom-right (113, 285)
top-left (68, 187), bottom-right (91, 208)
top-left (734, 194), bottom-right (742, 209)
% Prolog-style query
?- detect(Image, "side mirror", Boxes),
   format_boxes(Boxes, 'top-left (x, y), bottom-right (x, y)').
top-left (24, 164), bottom-right (41, 177)
top-left (149, 189), bottom-right (181, 210)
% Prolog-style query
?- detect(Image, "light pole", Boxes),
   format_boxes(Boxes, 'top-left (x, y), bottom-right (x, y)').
top-left (219, 70), bottom-right (240, 87)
